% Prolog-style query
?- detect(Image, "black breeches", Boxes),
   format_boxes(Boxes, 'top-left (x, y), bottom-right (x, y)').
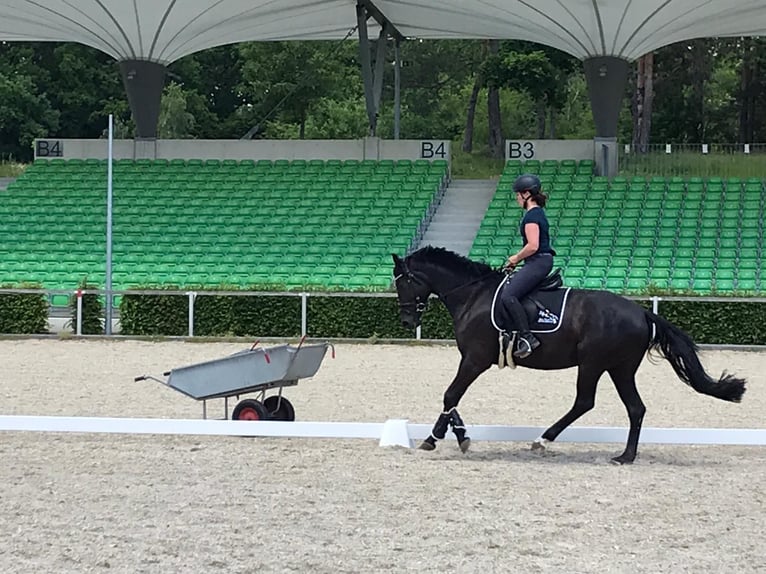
top-left (499, 253), bottom-right (553, 330)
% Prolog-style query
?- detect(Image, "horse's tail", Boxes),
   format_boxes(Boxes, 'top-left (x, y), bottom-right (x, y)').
top-left (644, 310), bottom-right (746, 402)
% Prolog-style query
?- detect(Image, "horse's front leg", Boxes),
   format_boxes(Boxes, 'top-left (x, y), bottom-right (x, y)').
top-left (419, 410), bottom-right (452, 451)
top-left (420, 356), bottom-right (486, 453)
top-left (449, 408), bottom-right (470, 453)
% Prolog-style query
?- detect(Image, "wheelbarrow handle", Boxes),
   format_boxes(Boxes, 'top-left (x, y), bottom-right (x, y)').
top-left (135, 374), bottom-right (170, 385)
top-left (134, 371), bottom-right (170, 380)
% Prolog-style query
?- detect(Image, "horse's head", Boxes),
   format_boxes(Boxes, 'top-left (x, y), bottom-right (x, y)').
top-left (392, 253), bottom-right (431, 329)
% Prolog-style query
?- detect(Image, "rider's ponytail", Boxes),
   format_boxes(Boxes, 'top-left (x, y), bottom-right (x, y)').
top-left (533, 191), bottom-right (548, 208)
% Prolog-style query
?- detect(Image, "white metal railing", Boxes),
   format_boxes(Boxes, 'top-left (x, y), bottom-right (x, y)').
top-left (2, 286), bottom-right (766, 342)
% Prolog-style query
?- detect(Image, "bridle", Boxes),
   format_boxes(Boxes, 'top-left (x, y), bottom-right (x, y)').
top-left (393, 270), bottom-right (427, 314)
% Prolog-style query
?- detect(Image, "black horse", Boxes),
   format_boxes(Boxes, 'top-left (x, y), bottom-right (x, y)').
top-left (392, 246), bottom-right (746, 464)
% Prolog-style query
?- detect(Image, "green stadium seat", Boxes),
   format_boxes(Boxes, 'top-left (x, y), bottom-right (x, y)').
top-left (0, 157), bottom-right (448, 291)
top-left (737, 279), bottom-right (757, 291)
top-left (6, 161), bottom-right (762, 296)
top-left (692, 279), bottom-right (713, 292)
top-left (605, 278), bottom-right (625, 290)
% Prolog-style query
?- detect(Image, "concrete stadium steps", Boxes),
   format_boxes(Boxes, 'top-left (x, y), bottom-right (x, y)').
top-left (417, 179), bottom-right (497, 256)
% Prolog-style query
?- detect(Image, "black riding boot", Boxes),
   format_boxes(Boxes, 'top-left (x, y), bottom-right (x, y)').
top-left (503, 297), bottom-right (541, 359)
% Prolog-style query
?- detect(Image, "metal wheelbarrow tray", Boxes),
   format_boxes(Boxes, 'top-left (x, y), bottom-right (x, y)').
top-left (135, 339), bottom-right (334, 422)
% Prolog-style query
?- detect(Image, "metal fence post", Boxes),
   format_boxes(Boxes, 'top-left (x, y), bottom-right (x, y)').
top-left (652, 296), bottom-right (660, 315)
top-left (75, 289), bottom-right (83, 336)
top-left (187, 291), bottom-right (197, 337)
top-left (416, 325), bottom-right (422, 340)
top-left (301, 293), bottom-right (308, 337)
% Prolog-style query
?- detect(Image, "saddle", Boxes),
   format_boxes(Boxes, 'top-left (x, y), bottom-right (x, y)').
top-left (492, 267), bottom-right (571, 336)
top-left (533, 268), bottom-right (564, 292)
top-left (492, 267), bottom-right (571, 369)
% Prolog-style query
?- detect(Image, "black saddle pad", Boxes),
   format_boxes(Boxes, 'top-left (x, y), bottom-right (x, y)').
top-left (522, 286), bottom-right (572, 334)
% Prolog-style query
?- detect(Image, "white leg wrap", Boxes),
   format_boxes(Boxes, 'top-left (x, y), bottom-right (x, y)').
top-left (531, 436), bottom-right (551, 450)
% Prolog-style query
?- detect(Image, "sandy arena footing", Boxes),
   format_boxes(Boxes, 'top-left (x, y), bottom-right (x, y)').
top-left (0, 339), bottom-right (764, 573)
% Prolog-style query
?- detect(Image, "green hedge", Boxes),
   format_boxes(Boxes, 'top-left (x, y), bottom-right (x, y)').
top-left (117, 285), bottom-right (452, 339)
top-left (119, 286), bottom-right (189, 336)
top-left (657, 300), bottom-right (766, 345)
top-left (0, 281), bottom-right (762, 344)
top-left (0, 283), bottom-right (48, 334)
top-left (116, 285), bottom-right (766, 345)
top-left (119, 285), bottom-right (303, 337)
top-left (68, 279), bottom-right (104, 334)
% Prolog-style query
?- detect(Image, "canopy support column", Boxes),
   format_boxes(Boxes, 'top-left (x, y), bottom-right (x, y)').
top-left (583, 56), bottom-right (630, 177)
top-left (356, 2), bottom-right (376, 136)
top-left (356, 4), bottom-right (389, 136)
top-left (119, 60), bottom-right (167, 140)
top-left (356, 0), bottom-right (405, 137)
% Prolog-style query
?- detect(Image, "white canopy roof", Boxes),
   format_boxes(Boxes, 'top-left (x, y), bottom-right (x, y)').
top-left (1, 0), bottom-right (765, 63)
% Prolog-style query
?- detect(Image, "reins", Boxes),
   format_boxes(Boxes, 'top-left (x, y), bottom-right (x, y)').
top-left (436, 269), bottom-right (505, 302)
top-left (395, 252), bottom-right (511, 310)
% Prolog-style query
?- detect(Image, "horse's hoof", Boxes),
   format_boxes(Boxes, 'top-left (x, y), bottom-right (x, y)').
top-left (610, 455), bottom-right (634, 465)
top-left (531, 438), bottom-right (550, 451)
top-left (419, 441), bottom-right (436, 451)
top-left (459, 438), bottom-right (471, 453)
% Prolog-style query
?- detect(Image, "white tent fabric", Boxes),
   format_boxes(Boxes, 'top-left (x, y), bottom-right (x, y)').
top-left (1, 0), bottom-right (765, 63)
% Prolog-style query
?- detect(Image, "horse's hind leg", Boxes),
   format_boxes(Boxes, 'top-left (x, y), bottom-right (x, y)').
top-left (607, 362), bottom-right (646, 465)
top-left (532, 362), bottom-right (604, 451)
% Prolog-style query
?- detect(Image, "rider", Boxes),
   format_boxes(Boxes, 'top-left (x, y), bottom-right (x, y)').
top-left (500, 173), bottom-right (555, 359)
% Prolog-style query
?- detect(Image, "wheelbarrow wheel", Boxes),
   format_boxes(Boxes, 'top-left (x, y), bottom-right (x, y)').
top-left (231, 399), bottom-right (268, 421)
top-left (263, 396), bottom-right (295, 422)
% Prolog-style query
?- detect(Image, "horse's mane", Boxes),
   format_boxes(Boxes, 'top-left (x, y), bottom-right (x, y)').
top-left (407, 246), bottom-right (500, 279)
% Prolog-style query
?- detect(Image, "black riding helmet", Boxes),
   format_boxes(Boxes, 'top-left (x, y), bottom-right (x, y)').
top-left (513, 173), bottom-right (542, 196)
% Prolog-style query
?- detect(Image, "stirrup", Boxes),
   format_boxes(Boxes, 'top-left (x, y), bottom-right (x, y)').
top-left (513, 333), bottom-right (540, 359)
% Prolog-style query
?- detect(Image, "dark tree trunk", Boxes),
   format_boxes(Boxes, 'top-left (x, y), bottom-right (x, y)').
top-left (690, 40), bottom-right (708, 142)
top-left (739, 38), bottom-right (755, 144)
top-left (643, 53), bottom-right (654, 147)
top-left (536, 100), bottom-right (546, 138)
top-left (487, 40), bottom-right (504, 159)
top-left (548, 106), bottom-right (556, 139)
top-left (462, 74), bottom-right (481, 152)
top-left (633, 52), bottom-right (654, 152)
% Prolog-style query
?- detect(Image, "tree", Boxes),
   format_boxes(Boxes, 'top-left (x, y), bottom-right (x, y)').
top-left (158, 82), bottom-right (195, 139)
top-left (0, 72), bottom-right (59, 160)
top-left (482, 41), bottom-right (579, 142)
top-left (48, 44), bottom-right (126, 137)
top-left (389, 39), bottom-right (481, 141)
top-left (486, 40), bottom-right (504, 158)
top-left (652, 40), bottom-right (715, 143)
top-left (730, 37), bottom-right (766, 143)
top-left (632, 52), bottom-right (654, 152)
top-left (168, 46), bottom-right (246, 138)
top-left (462, 71), bottom-right (482, 152)
top-left (238, 41), bottom-right (361, 139)
top-left (4, 35), bottom-right (766, 159)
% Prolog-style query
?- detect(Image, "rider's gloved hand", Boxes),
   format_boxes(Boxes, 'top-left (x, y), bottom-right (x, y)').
top-left (503, 255), bottom-right (519, 272)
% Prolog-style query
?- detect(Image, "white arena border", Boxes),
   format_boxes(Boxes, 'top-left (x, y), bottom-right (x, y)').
top-left (1, 416), bottom-right (765, 448)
